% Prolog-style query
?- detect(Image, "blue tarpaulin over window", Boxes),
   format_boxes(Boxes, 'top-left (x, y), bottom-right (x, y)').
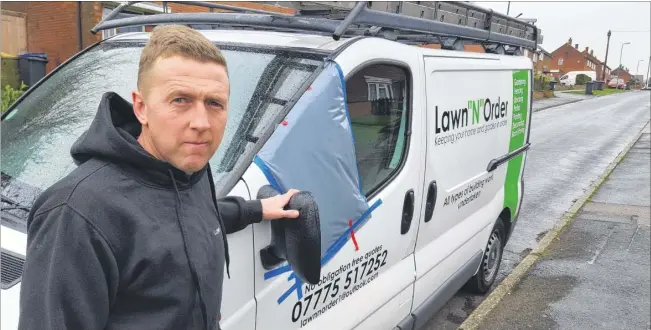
top-left (254, 60), bottom-right (370, 255)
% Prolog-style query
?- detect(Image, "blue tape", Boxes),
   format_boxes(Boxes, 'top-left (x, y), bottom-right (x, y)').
top-left (265, 198), bottom-right (383, 305)
top-left (253, 155), bottom-right (284, 193)
top-left (277, 273), bottom-right (304, 304)
top-left (263, 263), bottom-right (292, 280)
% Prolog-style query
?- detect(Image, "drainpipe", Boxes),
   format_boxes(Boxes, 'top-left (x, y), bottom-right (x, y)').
top-left (77, 1), bottom-right (83, 51)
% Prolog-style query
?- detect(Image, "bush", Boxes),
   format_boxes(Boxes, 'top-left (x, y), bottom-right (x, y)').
top-left (576, 74), bottom-right (592, 85)
top-left (1, 82), bottom-right (27, 113)
top-left (533, 73), bottom-right (552, 92)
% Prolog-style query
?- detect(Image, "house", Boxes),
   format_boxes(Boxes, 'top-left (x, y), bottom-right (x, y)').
top-left (632, 74), bottom-right (644, 87)
top-left (550, 37), bottom-right (602, 80)
top-left (582, 47), bottom-right (611, 81)
top-left (532, 45), bottom-right (554, 76)
top-left (0, 1), bottom-right (295, 74)
top-left (611, 67), bottom-right (633, 83)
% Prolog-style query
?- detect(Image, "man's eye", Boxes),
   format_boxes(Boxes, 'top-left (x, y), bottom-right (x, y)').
top-left (173, 97), bottom-right (188, 104)
top-left (208, 101), bottom-right (223, 109)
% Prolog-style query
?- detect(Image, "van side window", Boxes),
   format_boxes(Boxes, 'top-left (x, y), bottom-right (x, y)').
top-left (345, 64), bottom-right (410, 196)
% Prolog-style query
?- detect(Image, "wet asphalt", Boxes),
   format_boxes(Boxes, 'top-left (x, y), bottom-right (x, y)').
top-left (424, 91), bottom-right (651, 329)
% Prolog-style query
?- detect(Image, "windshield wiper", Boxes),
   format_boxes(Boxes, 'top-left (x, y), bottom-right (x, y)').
top-left (1, 195), bottom-right (31, 213)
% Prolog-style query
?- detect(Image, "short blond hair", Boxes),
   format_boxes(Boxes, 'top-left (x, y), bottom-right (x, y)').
top-left (137, 24), bottom-right (228, 91)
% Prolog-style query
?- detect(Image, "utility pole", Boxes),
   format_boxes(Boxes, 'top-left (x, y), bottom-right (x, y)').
top-left (646, 55), bottom-right (651, 88)
top-left (506, 2), bottom-right (510, 15)
top-left (601, 30), bottom-right (611, 82)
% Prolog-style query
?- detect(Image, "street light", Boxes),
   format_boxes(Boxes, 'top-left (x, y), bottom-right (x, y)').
top-left (617, 41), bottom-right (630, 89)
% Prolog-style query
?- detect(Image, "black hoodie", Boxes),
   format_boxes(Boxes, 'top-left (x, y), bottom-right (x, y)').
top-left (18, 92), bottom-right (262, 330)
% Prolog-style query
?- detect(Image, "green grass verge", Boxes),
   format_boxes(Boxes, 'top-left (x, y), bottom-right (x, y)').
top-left (565, 88), bottom-right (630, 96)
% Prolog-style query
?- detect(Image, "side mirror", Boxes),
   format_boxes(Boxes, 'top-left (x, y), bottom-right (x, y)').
top-left (257, 185), bottom-right (322, 284)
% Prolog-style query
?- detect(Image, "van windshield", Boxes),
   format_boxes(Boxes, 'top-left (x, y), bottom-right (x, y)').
top-left (1, 41), bottom-right (322, 232)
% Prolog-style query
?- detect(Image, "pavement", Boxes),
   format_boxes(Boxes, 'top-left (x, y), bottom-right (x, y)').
top-left (532, 92), bottom-right (592, 112)
top-left (424, 91), bottom-right (651, 329)
top-left (476, 122), bottom-right (651, 330)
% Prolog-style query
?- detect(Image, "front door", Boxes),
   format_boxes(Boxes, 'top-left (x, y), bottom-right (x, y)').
top-left (247, 38), bottom-right (426, 330)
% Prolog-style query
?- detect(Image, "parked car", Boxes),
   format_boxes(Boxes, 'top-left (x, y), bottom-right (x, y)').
top-left (1, 2), bottom-right (535, 330)
top-left (608, 78), bottom-right (626, 89)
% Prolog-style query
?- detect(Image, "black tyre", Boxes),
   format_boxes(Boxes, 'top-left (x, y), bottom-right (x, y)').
top-left (463, 218), bottom-right (506, 294)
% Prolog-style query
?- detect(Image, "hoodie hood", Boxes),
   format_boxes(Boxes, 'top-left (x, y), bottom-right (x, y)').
top-left (71, 92), bottom-right (207, 189)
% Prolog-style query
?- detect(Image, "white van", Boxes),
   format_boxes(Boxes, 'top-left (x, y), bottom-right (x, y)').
top-left (559, 70), bottom-right (597, 85)
top-left (1, 2), bottom-right (535, 329)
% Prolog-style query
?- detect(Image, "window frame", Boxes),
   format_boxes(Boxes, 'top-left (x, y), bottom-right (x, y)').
top-left (558, 57), bottom-right (564, 65)
top-left (101, 2), bottom-right (168, 40)
top-left (343, 60), bottom-right (414, 199)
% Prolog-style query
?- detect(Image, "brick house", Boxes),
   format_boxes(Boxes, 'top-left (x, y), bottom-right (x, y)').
top-left (532, 45), bottom-right (554, 76)
top-left (582, 47), bottom-right (610, 81)
top-left (549, 37), bottom-right (601, 80)
top-left (0, 1), bottom-right (295, 74)
top-left (611, 67), bottom-right (633, 83)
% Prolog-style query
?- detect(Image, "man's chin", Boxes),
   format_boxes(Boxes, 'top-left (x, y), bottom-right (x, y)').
top-left (177, 158), bottom-right (210, 174)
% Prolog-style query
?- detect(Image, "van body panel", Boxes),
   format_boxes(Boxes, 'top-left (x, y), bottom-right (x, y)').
top-left (411, 250), bottom-right (483, 330)
top-left (412, 55), bottom-right (531, 310)
top-left (208, 180), bottom-right (257, 330)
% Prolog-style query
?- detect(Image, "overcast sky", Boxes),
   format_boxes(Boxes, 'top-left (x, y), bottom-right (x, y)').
top-left (475, 1), bottom-right (651, 75)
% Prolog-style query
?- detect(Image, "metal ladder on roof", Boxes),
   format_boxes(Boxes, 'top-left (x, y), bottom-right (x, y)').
top-left (92, 1), bottom-right (542, 56)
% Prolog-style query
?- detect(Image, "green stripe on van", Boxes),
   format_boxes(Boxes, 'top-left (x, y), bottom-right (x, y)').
top-left (504, 70), bottom-right (529, 219)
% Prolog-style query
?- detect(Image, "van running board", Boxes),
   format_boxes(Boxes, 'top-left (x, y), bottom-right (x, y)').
top-left (91, 1), bottom-right (541, 55)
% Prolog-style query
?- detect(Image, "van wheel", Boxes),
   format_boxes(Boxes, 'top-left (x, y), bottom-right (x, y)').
top-left (463, 218), bottom-right (506, 294)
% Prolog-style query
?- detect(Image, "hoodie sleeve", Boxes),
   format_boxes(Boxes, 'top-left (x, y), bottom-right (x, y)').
top-left (216, 196), bottom-right (263, 234)
top-left (19, 203), bottom-right (119, 330)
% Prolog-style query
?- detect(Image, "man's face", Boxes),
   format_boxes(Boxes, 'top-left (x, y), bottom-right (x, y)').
top-left (133, 55), bottom-right (229, 173)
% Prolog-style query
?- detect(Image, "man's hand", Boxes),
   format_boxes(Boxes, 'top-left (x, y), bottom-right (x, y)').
top-left (261, 189), bottom-right (300, 220)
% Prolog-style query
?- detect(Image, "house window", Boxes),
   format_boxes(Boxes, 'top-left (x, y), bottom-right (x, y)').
top-left (558, 58), bottom-right (564, 65)
top-left (346, 64), bottom-right (410, 196)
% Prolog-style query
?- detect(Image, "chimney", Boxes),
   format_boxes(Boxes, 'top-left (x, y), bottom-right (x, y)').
top-left (585, 46), bottom-right (589, 53)
top-left (575, 43), bottom-right (579, 49)
top-left (568, 37), bottom-right (572, 45)
top-left (591, 50), bottom-right (594, 56)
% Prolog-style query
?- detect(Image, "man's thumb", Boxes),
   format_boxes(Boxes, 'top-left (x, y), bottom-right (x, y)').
top-left (285, 209), bottom-right (300, 218)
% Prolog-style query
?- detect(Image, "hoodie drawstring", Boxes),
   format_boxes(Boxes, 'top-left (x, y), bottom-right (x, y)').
top-left (169, 170), bottom-right (209, 330)
top-left (206, 164), bottom-right (230, 279)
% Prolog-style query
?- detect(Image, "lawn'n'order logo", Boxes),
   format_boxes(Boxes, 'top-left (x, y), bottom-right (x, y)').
top-left (435, 97), bottom-right (509, 133)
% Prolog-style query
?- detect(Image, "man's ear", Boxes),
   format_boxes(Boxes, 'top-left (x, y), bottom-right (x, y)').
top-left (132, 90), bottom-right (148, 126)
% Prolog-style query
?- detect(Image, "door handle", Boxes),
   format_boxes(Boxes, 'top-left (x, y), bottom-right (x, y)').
top-left (424, 181), bottom-right (438, 223)
top-left (401, 190), bottom-right (415, 235)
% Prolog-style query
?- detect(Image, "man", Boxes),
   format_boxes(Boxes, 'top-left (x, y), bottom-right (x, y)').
top-left (19, 25), bottom-right (299, 330)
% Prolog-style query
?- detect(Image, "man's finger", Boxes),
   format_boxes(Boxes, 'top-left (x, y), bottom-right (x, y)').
top-left (282, 189), bottom-right (300, 202)
top-left (284, 209), bottom-right (300, 219)
top-left (285, 189), bottom-right (299, 198)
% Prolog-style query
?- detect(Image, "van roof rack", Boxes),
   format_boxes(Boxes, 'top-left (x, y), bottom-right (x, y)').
top-left (92, 1), bottom-right (541, 54)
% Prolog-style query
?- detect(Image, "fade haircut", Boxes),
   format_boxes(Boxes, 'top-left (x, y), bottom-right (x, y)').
top-left (137, 24), bottom-right (228, 93)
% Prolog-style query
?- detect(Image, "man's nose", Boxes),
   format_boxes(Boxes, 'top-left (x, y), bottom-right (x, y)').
top-left (189, 102), bottom-right (211, 130)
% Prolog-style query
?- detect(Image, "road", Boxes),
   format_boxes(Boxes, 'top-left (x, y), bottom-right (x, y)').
top-left (424, 90), bottom-right (651, 330)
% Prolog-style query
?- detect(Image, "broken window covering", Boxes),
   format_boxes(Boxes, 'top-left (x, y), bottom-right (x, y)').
top-left (254, 59), bottom-right (370, 255)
